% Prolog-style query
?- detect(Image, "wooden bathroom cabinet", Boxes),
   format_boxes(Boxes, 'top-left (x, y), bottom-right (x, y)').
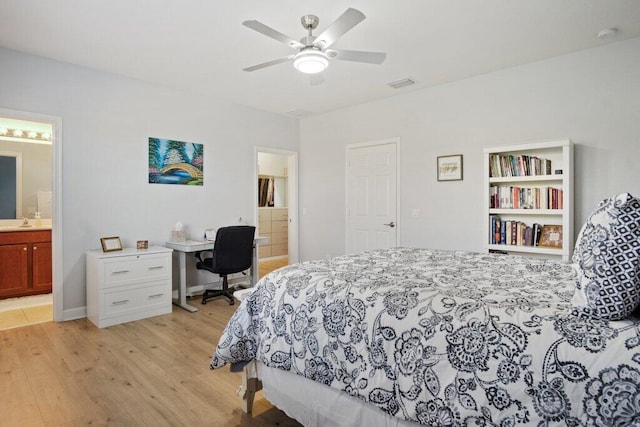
top-left (0, 229), bottom-right (52, 299)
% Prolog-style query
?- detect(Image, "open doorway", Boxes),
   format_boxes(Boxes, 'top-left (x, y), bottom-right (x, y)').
top-left (255, 147), bottom-right (298, 277)
top-left (0, 108), bottom-right (62, 328)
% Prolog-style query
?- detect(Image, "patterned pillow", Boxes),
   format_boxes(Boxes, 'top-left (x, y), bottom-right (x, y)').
top-left (571, 193), bottom-right (640, 320)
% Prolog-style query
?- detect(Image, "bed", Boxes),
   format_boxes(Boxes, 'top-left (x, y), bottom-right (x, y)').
top-left (211, 245), bottom-right (640, 426)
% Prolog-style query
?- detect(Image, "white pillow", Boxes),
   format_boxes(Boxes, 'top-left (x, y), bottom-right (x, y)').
top-left (571, 193), bottom-right (640, 320)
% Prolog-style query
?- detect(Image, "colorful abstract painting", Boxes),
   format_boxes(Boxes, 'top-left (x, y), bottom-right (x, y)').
top-left (148, 138), bottom-right (203, 185)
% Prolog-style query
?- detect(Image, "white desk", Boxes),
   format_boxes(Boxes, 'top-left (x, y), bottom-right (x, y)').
top-left (165, 236), bottom-right (269, 312)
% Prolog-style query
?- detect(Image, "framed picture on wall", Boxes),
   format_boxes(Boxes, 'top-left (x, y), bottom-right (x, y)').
top-left (437, 154), bottom-right (463, 181)
top-left (148, 137), bottom-right (203, 186)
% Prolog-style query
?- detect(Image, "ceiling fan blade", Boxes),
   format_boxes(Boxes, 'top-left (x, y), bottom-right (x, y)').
top-left (309, 73), bottom-right (325, 86)
top-left (242, 20), bottom-right (305, 49)
top-left (330, 49), bottom-right (386, 64)
top-left (314, 8), bottom-right (365, 49)
top-left (243, 55), bottom-right (294, 72)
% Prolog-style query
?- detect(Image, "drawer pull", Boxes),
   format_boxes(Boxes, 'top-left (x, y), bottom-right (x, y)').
top-left (148, 293), bottom-right (164, 299)
top-left (112, 270), bottom-right (130, 274)
top-left (148, 266), bottom-right (164, 270)
top-left (111, 299), bottom-right (129, 306)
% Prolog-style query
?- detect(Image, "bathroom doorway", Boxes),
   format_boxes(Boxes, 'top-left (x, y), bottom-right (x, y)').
top-left (0, 108), bottom-right (62, 327)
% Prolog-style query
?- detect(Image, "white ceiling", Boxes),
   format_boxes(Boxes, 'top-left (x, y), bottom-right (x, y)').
top-left (1, 1), bottom-right (639, 117)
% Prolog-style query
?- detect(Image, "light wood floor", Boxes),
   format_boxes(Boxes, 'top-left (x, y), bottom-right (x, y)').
top-left (0, 257), bottom-right (301, 426)
top-left (258, 257), bottom-right (288, 278)
top-left (0, 258), bottom-right (289, 331)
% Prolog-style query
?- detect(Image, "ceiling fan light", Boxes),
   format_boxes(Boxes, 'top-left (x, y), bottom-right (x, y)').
top-left (294, 51), bottom-right (328, 74)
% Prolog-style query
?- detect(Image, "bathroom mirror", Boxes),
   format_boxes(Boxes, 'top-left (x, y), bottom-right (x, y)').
top-left (0, 142), bottom-right (52, 219)
top-left (0, 153), bottom-right (21, 218)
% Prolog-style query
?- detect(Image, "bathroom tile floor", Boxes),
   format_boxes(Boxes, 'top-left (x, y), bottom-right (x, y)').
top-left (0, 294), bottom-right (53, 330)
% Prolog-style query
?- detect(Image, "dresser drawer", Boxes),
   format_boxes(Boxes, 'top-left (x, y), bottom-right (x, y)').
top-left (86, 247), bottom-right (173, 328)
top-left (259, 245), bottom-right (272, 258)
top-left (102, 283), bottom-right (171, 319)
top-left (271, 244), bottom-right (288, 257)
top-left (271, 232), bottom-right (288, 245)
top-left (271, 208), bottom-right (288, 221)
top-left (258, 209), bottom-right (272, 222)
top-left (258, 220), bottom-right (271, 233)
top-left (272, 220), bottom-right (288, 234)
top-left (102, 254), bottom-right (170, 288)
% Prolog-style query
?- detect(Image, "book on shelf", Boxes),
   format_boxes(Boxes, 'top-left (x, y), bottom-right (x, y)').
top-left (489, 216), bottom-right (549, 248)
top-left (533, 223), bottom-right (542, 246)
top-left (489, 186), bottom-right (563, 209)
top-left (489, 153), bottom-right (552, 178)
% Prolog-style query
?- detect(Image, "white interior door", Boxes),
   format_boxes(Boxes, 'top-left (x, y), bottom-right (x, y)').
top-left (346, 140), bottom-right (398, 254)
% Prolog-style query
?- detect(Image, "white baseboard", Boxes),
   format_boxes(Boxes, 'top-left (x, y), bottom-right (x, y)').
top-left (63, 306), bottom-right (87, 321)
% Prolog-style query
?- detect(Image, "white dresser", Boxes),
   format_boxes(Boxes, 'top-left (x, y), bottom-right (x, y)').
top-left (86, 246), bottom-right (173, 328)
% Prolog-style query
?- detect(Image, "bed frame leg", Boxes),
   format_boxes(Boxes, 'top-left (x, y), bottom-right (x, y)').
top-left (237, 361), bottom-right (263, 414)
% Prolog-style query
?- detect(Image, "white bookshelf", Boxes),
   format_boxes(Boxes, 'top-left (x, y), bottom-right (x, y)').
top-left (483, 139), bottom-right (574, 262)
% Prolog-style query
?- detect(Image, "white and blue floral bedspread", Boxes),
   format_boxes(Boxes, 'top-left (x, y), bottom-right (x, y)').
top-left (211, 248), bottom-right (640, 426)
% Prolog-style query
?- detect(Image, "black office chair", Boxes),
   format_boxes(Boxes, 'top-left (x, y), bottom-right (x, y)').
top-left (195, 225), bottom-right (255, 305)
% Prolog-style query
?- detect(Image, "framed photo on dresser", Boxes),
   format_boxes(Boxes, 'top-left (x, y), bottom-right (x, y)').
top-left (100, 236), bottom-right (123, 252)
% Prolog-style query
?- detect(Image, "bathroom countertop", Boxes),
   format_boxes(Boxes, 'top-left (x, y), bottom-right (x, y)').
top-left (0, 223), bottom-right (52, 232)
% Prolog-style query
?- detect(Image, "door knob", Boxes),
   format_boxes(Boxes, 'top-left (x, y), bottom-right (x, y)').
top-left (383, 221), bottom-right (396, 228)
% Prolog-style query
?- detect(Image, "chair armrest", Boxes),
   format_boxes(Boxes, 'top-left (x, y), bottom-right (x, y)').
top-left (194, 250), bottom-right (213, 263)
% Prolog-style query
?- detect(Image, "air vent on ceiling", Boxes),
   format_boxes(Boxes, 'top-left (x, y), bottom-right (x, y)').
top-left (387, 78), bottom-right (416, 89)
top-left (285, 109), bottom-right (312, 118)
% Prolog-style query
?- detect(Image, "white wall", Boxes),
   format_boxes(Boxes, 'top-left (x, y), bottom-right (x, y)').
top-left (299, 37), bottom-right (640, 261)
top-left (0, 47), bottom-right (299, 316)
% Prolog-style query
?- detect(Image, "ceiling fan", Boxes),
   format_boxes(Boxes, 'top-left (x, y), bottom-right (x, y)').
top-left (242, 8), bottom-right (386, 84)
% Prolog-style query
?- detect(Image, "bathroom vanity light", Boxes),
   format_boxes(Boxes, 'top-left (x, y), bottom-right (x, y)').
top-left (0, 127), bottom-right (52, 144)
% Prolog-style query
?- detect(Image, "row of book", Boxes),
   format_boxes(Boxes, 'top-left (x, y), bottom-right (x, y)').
top-left (489, 153), bottom-right (552, 177)
top-left (490, 186), bottom-right (564, 210)
top-left (490, 215), bottom-right (547, 247)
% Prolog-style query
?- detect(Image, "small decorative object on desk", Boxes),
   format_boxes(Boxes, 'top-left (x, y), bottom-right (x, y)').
top-left (136, 240), bottom-right (149, 249)
top-left (437, 154), bottom-right (463, 181)
top-left (171, 221), bottom-right (186, 242)
top-left (100, 236), bottom-right (123, 252)
top-left (204, 228), bottom-right (216, 241)
top-left (538, 225), bottom-right (563, 248)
